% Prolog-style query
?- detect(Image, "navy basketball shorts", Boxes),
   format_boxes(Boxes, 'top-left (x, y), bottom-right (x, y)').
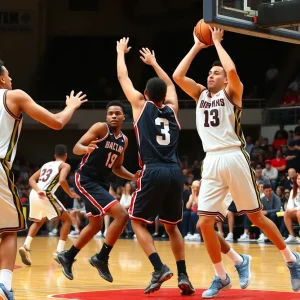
top-left (129, 163), bottom-right (183, 224)
top-left (73, 172), bottom-right (117, 217)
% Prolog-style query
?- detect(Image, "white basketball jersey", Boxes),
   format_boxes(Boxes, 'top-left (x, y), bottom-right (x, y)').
top-left (0, 89), bottom-right (23, 165)
top-left (37, 161), bottom-right (63, 193)
top-left (196, 89), bottom-right (245, 152)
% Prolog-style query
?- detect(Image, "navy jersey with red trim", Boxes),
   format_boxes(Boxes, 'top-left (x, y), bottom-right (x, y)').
top-left (134, 101), bottom-right (180, 166)
top-left (77, 124), bottom-right (125, 186)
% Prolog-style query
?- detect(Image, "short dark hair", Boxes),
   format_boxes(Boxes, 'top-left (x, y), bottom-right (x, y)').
top-left (55, 144), bottom-right (67, 157)
top-left (212, 60), bottom-right (226, 76)
top-left (263, 183), bottom-right (272, 190)
top-left (145, 77), bottom-right (167, 103)
top-left (106, 100), bottom-right (125, 113)
top-left (0, 59), bottom-right (4, 75)
top-left (184, 180), bottom-right (189, 187)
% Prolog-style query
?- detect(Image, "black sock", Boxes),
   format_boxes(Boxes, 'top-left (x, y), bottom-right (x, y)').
top-left (65, 245), bottom-right (80, 260)
top-left (96, 243), bottom-right (113, 261)
top-left (176, 260), bottom-right (187, 276)
top-left (148, 252), bottom-right (164, 271)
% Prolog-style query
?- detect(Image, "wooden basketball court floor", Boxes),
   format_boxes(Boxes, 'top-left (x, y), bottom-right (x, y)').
top-left (12, 237), bottom-right (300, 299)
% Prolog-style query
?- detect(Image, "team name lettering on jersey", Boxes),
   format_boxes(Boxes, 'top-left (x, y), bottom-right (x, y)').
top-left (199, 98), bottom-right (225, 109)
top-left (104, 141), bottom-right (124, 153)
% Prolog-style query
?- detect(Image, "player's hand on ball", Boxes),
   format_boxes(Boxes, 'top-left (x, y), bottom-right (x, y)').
top-left (139, 48), bottom-right (156, 65)
top-left (193, 28), bottom-right (209, 49)
top-left (86, 140), bottom-right (99, 153)
top-left (69, 192), bottom-right (80, 199)
top-left (208, 26), bottom-right (224, 44)
top-left (117, 37), bottom-right (132, 54)
top-left (37, 190), bottom-right (46, 199)
top-left (133, 170), bottom-right (142, 181)
top-left (66, 91), bottom-right (88, 109)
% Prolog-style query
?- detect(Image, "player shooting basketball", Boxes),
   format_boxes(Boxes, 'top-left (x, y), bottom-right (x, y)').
top-left (173, 26), bottom-right (300, 298)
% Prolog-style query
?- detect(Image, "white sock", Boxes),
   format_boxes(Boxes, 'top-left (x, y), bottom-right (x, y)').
top-left (0, 269), bottom-right (13, 291)
top-left (213, 261), bottom-right (227, 280)
top-left (56, 240), bottom-right (66, 253)
top-left (24, 236), bottom-right (33, 250)
top-left (226, 248), bottom-right (243, 265)
top-left (280, 246), bottom-right (296, 263)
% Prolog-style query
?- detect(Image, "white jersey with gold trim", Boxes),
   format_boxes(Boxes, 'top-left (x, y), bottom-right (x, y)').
top-left (196, 89), bottom-right (245, 152)
top-left (0, 89), bottom-right (23, 164)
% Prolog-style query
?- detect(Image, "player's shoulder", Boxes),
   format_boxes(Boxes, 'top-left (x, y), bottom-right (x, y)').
top-left (7, 89), bottom-right (28, 99)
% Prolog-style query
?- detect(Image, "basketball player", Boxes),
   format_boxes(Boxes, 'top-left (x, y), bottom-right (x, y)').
top-left (173, 27), bottom-right (300, 297)
top-left (117, 38), bottom-right (194, 295)
top-left (0, 59), bottom-right (86, 300)
top-left (56, 101), bottom-right (141, 282)
top-left (18, 144), bottom-right (79, 266)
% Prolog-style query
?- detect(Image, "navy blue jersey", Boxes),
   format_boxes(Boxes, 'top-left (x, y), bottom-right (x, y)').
top-left (134, 101), bottom-right (180, 166)
top-left (77, 123), bottom-right (126, 187)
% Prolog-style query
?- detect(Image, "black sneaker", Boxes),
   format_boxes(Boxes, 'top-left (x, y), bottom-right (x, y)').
top-left (56, 250), bottom-right (75, 280)
top-left (178, 273), bottom-right (195, 295)
top-left (88, 254), bottom-right (113, 282)
top-left (144, 265), bottom-right (173, 294)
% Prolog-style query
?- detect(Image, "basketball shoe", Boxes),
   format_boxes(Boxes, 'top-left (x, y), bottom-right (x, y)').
top-left (287, 251), bottom-right (300, 292)
top-left (235, 254), bottom-right (252, 289)
top-left (178, 273), bottom-right (195, 295)
top-left (0, 283), bottom-right (14, 300)
top-left (88, 255), bottom-right (113, 282)
top-left (18, 245), bottom-right (32, 266)
top-left (56, 250), bottom-right (76, 280)
top-left (144, 264), bottom-right (173, 294)
top-left (202, 274), bottom-right (231, 298)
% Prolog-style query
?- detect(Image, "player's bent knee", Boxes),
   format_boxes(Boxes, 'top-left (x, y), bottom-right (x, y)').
top-left (163, 223), bottom-right (177, 234)
top-left (198, 216), bottom-right (215, 230)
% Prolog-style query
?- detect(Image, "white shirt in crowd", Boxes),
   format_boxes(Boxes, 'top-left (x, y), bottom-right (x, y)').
top-left (120, 194), bottom-right (132, 208)
top-left (262, 167), bottom-right (278, 180)
top-left (287, 188), bottom-right (300, 210)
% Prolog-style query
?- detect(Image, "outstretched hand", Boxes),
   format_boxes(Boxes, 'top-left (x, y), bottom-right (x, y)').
top-left (66, 91), bottom-right (88, 109)
top-left (193, 28), bottom-right (210, 49)
top-left (208, 26), bottom-right (224, 44)
top-left (117, 37), bottom-right (132, 54)
top-left (139, 48), bottom-right (156, 66)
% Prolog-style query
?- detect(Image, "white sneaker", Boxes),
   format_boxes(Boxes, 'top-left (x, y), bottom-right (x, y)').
top-left (257, 233), bottom-right (267, 243)
top-left (94, 231), bottom-right (103, 238)
top-left (184, 233), bottom-right (193, 241)
top-left (189, 233), bottom-right (201, 241)
top-left (133, 234), bottom-right (136, 239)
top-left (225, 232), bottom-right (234, 242)
top-left (48, 228), bottom-right (58, 236)
top-left (237, 233), bottom-right (250, 242)
top-left (285, 235), bottom-right (300, 244)
top-left (68, 230), bottom-right (80, 237)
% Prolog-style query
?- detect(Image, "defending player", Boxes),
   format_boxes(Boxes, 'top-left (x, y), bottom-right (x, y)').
top-left (117, 38), bottom-right (195, 295)
top-left (19, 144), bottom-right (79, 266)
top-left (173, 27), bottom-right (300, 297)
top-left (56, 101), bottom-right (141, 282)
top-left (0, 59), bottom-right (86, 300)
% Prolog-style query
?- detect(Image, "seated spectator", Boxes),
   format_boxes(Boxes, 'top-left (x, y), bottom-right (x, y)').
top-left (284, 168), bottom-right (297, 191)
top-left (265, 145), bottom-right (276, 160)
top-left (288, 130), bottom-right (295, 144)
top-left (255, 166), bottom-right (271, 186)
top-left (224, 201), bottom-right (238, 242)
top-left (182, 181), bottom-right (191, 237)
top-left (238, 184), bottom-right (281, 242)
top-left (272, 132), bottom-right (287, 151)
top-left (280, 88), bottom-right (297, 106)
top-left (276, 186), bottom-right (285, 204)
top-left (68, 197), bottom-right (86, 238)
top-left (279, 189), bottom-right (291, 238)
top-left (250, 140), bottom-right (261, 161)
top-left (192, 160), bottom-right (201, 180)
top-left (184, 180), bottom-right (201, 241)
top-left (271, 150), bottom-right (286, 177)
top-left (260, 137), bottom-right (269, 152)
top-left (258, 182), bottom-right (265, 198)
top-left (281, 144), bottom-right (289, 158)
top-left (245, 136), bottom-right (254, 155)
top-left (120, 182), bottom-right (133, 238)
top-left (274, 124), bottom-right (289, 140)
top-left (283, 173), bottom-right (300, 244)
top-left (262, 160), bottom-right (278, 191)
top-left (286, 128), bottom-right (300, 172)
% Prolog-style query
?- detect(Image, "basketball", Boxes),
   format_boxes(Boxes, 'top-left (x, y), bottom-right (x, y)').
top-left (194, 19), bottom-right (213, 46)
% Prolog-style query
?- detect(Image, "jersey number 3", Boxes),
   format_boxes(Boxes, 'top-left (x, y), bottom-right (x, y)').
top-left (204, 109), bottom-right (220, 127)
top-left (155, 117), bottom-right (170, 146)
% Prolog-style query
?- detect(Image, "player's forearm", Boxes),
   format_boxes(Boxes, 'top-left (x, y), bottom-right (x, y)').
top-left (117, 53), bottom-right (129, 79)
top-left (29, 179), bottom-right (40, 192)
top-left (151, 62), bottom-right (174, 87)
top-left (59, 180), bottom-right (73, 197)
top-left (213, 40), bottom-right (236, 73)
top-left (112, 166), bottom-right (136, 181)
top-left (173, 44), bottom-right (202, 79)
top-left (54, 106), bottom-right (77, 129)
top-left (73, 143), bottom-right (88, 155)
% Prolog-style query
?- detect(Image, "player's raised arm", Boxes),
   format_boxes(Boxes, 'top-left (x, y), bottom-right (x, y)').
top-left (139, 48), bottom-right (179, 113)
top-left (112, 136), bottom-right (141, 181)
top-left (173, 30), bottom-right (208, 102)
top-left (73, 122), bottom-right (107, 155)
top-left (117, 37), bottom-right (144, 109)
top-left (8, 90), bottom-right (87, 130)
top-left (209, 27), bottom-right (243, 107)
top-left (58, 163), bottom-right (79, 199)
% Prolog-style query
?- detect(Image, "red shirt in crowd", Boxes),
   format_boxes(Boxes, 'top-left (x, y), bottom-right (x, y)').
top-left (271, 157), bottom-right (286, 170)
top-left (272, 139), bottom-right (287, 150)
